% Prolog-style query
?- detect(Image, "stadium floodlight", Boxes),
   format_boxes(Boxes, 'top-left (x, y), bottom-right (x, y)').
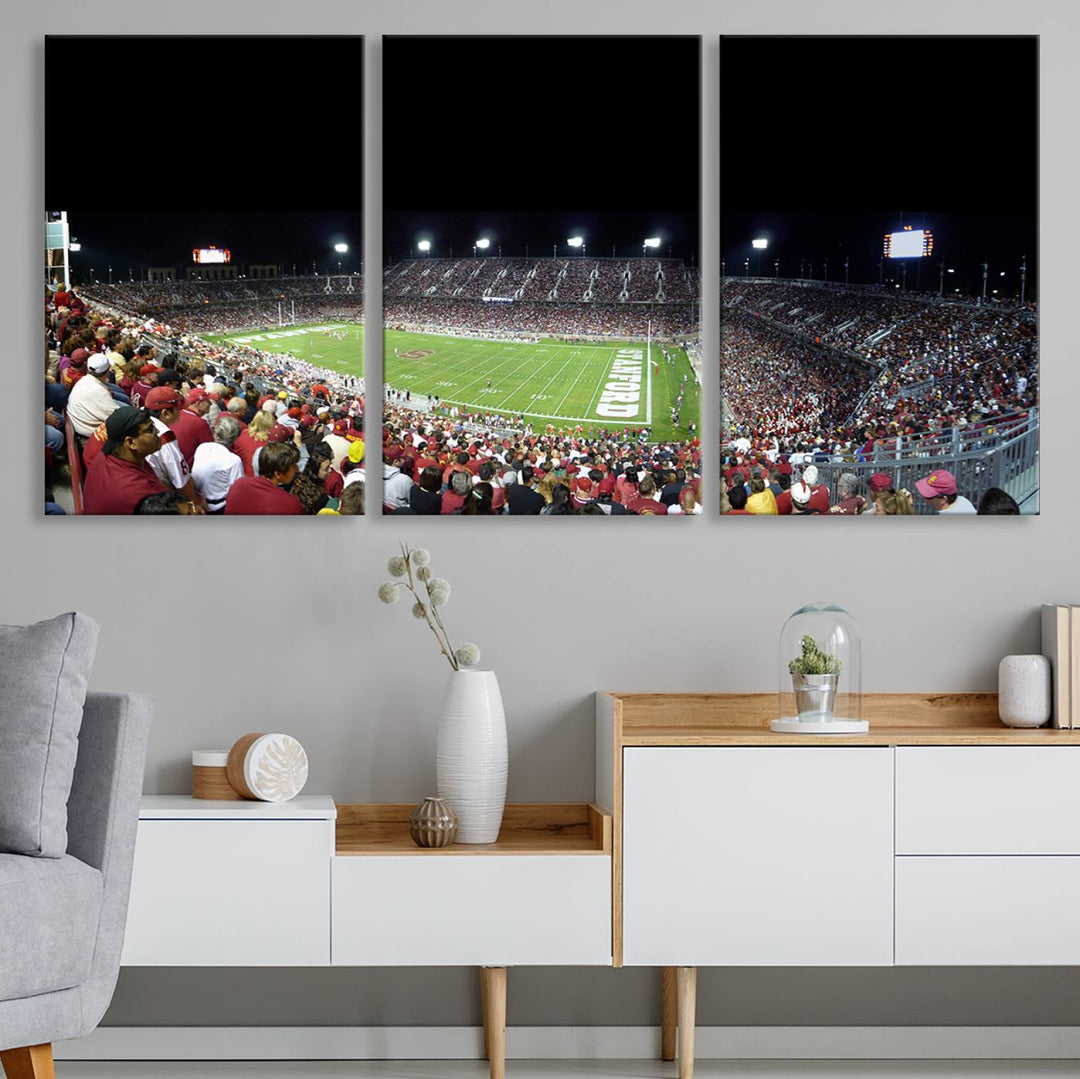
top-left (567, 237), bottom-right (583, 248)
top-left (752, 238), bottom-right (768, 250)
top-left (334, 243), bottom-right (349, 253)
top-left (418, 240), bottom-right (431, 253)
top-left (475, 238), bottom-right (491, 250)
top-left (643, 237), bottom-right (661, 249)
top-left (69, 242), bottom-right (82, 252)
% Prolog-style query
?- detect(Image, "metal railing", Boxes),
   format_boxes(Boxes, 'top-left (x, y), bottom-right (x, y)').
top-left (799, 413), bottom-right (1039, 513)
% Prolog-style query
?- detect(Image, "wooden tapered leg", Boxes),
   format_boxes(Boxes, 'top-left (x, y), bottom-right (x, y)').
top-left (480, 966), bottom-right (506, 1079)
top-left (1, 1043), bottom-right (56, 1079)
top-left (660, 966), bottom-right (678, 1061)
top-left (677, 966), bottom-right (697, 1079)
top-left (480, 967), bottom-right (491, 1060)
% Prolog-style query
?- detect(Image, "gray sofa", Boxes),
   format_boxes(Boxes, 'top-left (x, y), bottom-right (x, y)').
top-left (0, 692), bottom-right (152, 1078)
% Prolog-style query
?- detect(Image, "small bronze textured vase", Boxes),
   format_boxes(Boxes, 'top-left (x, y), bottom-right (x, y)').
top-left (409, 796), bottom-right (458, 848)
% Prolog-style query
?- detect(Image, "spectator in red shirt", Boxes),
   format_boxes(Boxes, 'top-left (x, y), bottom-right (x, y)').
top-left (224, 441), bottom-right (303, 515)
top-left (441, 469), bottom-right (471, 514)
top-left (170, 388), bottom-right (214, 467)
top-left (82, 406), bottom-right (171, 515)
top-left (625, 474), bottom-right (669, 515)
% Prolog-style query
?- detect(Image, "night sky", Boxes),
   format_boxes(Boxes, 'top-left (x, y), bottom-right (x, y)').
top-left (721, 36), bottom-right (1038, 297)
top-left (48, 35), bottom-right (1036, 293)
top-left (45, 36), bottom-right (363, 214)
top-left (383, 36), bottom-right (701, 264)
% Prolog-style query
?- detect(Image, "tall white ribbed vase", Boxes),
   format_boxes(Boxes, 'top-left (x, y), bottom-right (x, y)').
top-left (436, 669), bottom-right (507, 844)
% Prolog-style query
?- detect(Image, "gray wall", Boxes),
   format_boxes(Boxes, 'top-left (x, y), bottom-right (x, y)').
top-left (8, 0), bottom-right (1080, 1030)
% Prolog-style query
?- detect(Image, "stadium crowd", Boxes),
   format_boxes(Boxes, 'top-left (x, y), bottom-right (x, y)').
top-left (44, 284), bottom-right (366, 515)
top-left (720, 281), bottom-right (1038, 517)
top-left (85, 278), bottom-right (364, 335)
top-left (386, 256), bottom-right (698, 304)
top-left (386, 298), bottom-right (694, 338)
top-left (382, 404), bottom-right (702, 516)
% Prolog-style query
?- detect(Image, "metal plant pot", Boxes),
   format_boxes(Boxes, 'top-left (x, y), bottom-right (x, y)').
top-left (792, 672), bottom-right (839, 721)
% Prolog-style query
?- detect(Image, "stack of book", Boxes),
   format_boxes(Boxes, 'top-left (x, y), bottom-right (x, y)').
top-left (1041, 604), bottom-right (1080, 728)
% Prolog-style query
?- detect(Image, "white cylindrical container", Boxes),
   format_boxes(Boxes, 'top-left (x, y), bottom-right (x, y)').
top-left (436, 669), bottom-right (507, 844)
top-left (998, 654), bottom-right (1052, 728)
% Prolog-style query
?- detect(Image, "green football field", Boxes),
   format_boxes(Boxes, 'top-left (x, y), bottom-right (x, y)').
top-left (202, 322), bottom-right (365, 378)
top-left (384, 330), bottom-right (699, 443)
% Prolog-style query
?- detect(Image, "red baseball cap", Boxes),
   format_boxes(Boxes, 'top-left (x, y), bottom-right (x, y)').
top-left (916, 470), bottom-right (958, 498)
top-left (868, 472), bottom-right (893, 493)
top-left (185, 388), bottom-right (210, 405)
top-left (267, 422), bottom-right (293, 443)
top-left (145, 386), bottom-right (183, 411)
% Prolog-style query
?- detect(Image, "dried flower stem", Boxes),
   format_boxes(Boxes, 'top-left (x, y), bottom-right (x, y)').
top-left (425, 578), bottom-right (457, 664)
top-left (400, 541), bottom-right (459, 670)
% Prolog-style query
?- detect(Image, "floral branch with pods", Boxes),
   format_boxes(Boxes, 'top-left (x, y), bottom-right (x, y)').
top-left (377, 543), bottom-right (481, 671)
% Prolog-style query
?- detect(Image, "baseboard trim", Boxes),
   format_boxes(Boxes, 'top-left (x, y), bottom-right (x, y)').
top-left (54, 1026), bottom-right (1080, 1061)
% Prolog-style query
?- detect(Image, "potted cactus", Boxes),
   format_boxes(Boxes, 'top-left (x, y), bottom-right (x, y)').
top-left (789, 634), bottom-right (843, 720)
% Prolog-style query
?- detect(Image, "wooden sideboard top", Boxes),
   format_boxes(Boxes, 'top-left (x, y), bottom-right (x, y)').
top-left (599, 692), bottom-right (1078, 745)
top-left (335, 802), bottom-right (612, 856)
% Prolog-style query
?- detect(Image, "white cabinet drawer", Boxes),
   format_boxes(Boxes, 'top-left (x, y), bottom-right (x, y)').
top-left (896, 856), bottom-right (1080, 964)
top-left (896, 747), bottom-right (1080, 854)
top-left (122, 819), bottom-right (332, 966)
top-left (622, 747), bottom-right (894, 966)
top-left (332, 855), bottom-right (611, 965)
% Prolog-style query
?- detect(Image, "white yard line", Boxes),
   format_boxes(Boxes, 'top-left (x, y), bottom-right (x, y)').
top-left (524, 346), bottom-right (585, 405)
top-left (387, 335), bottom-right (523, 392)
top-left (582, 345), bottom-right (624, 420)
top-left (450, 341), bottom-right (541, 398)
top-left (483, 348), bottom-right (569, 411)
top-left (551, 345), bottom-right (605, 417)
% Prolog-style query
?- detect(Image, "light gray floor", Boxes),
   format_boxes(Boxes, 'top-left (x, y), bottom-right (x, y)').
top-left (52, 1062), bottom-right (1080, 1079)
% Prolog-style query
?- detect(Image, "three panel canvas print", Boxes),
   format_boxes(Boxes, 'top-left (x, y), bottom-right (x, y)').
top-left (44, 37), bottom-right (366, 516)
top-left (720, 35), bottom-right (1038, 516)
top-left (43, 34), bottom-right (1037, 517)
top-left (382, 36), bottom-right (702, 516)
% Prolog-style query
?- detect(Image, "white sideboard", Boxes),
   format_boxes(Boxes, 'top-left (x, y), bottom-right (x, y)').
top-left (597, 691), bottom-right (1080, 1079)
top-left (123, 798), bottom-right (610, 970)
top-left (122, 796), bottom-right (336, 967)
top-left (122, 798), bottom-right (610, 1079)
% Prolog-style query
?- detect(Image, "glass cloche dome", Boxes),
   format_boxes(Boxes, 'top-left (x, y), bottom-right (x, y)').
top-left (773, 603), bottom-right (866, 734)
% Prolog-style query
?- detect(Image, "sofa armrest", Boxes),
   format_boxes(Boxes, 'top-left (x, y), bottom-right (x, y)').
top-left (67, 693), bottom-right (152, 873)
top-left (66, 691), bottom-right (153, 1034)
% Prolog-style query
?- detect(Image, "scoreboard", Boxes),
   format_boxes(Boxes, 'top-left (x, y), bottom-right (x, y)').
top-left (192, 246), bottom-right (231, 264)
top-left (883, 227), bottom-right (933, 259)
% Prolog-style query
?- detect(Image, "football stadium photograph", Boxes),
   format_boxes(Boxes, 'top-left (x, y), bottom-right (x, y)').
top-left (43, 37), bottom-right (364, 516)
top-left (720, 35), bottom-right (1038, 517)
top-left (382, 35), bottom-right (702, 516)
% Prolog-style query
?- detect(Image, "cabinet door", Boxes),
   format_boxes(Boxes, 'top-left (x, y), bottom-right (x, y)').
top-left (333, 855), bottom-right (611, 965)
top-left (897, 747), bottom-right (1080, 854)
top-left (622, 746), bottom-right (893, 966)
top-left (122, 819), bottom-right (332, 965)
top-left (897, 856), bottom-right (1080, 964)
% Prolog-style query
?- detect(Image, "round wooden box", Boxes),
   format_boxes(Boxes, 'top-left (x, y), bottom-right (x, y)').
top-left (226, 732), bottom-right (309, 802)
top-left (192, 750), bottom-right (243, 800)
